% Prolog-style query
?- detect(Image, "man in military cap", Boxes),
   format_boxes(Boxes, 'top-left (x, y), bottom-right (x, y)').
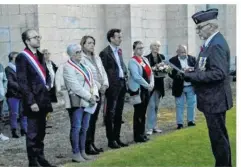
top-left (184, 8), bottom-right (233, 167)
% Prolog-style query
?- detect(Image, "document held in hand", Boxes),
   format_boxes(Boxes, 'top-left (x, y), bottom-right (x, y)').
top-left (84, 103), bottom-right (98, 114)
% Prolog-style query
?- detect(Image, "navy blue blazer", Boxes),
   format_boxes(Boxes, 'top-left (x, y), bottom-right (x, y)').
top-left (185, 32), bottom-right (233, 113)
top-left (16, 48), bottom-right (53, 116)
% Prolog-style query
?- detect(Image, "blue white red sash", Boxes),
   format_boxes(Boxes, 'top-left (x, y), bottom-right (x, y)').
top-left (67, 59), bottom-right (93, 88)
top-left (20, 49), bottom-right (47, 86)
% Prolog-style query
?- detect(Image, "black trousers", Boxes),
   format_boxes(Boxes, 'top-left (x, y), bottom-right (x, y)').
top-left (26, 112), bottom-right (47, 163)
top-left (86, 94), bottom-right (102, 144)
top-left (133, 88), bottom-right (150, 139)
top-left (204, 112), bottom-right (232, 167)
top-left (105, 81), bottom-right (126, 142)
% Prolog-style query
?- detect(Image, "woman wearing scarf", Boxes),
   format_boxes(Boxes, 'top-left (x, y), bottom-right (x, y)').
top-left (5, 52), bottom-right (27, 138)
top-left (80, 35), bottom-right (109, 155)
top-left (128, 41), bottom-right (154, 143)
top-left (63, 44), bottom-right (99, 162)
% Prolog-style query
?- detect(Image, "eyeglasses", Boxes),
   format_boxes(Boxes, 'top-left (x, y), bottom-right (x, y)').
top-left (136, 47), bottom-right (144, 50)
top-left (28, 35), bottom-right (42, 40)
top-left (196, 23), bottom-right (210, 31)
top-left (75, 50), bottom-right (82, 54)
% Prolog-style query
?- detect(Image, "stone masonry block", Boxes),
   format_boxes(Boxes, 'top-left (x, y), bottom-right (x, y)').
top-left (38, 14), bottom-right (57, 27)
top-left (0, 28), bottom-right (10, 42)
top-left (39, 27), bottom-right (60, 41)
top-left (10, 28), bottom-right (21, 42)
top-left (9, 15), bottom-right (26, 28)
top-left (0, 16), bottom-right (9, 27)
top-left (20, 5), bottom-right (37, 14)
top-left (38, 5), bottom-right (57, 14)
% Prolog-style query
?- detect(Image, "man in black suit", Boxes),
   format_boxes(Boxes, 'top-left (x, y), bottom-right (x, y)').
top-left (16, 29), bottom-right (55, 167)
top-left (184, 9), bottom-right (233, 167)
top-left (169, 45), bottom-right (196, 130)
top-left (99, 28), bottom-right (128, 149)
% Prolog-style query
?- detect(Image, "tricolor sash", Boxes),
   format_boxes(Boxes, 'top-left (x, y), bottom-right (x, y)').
top-left (20, 49), bottom-right (47, 86)
top-left (67, 59), bottom-right (94, 89)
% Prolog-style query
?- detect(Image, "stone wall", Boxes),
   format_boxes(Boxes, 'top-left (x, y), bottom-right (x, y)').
top-left (0, 4), bottom-right (236, 70)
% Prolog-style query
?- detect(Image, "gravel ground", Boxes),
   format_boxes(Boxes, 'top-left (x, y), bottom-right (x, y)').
top-left (0, 80), bottom-right (236, 167)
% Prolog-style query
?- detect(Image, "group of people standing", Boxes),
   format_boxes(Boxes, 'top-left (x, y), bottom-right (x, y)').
top-left (0, 8), bottom-right (233, 167)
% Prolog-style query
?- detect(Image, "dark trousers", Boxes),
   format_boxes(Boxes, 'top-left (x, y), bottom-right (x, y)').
top-left (26, 112), bottom-right (47, 163)
top-left (204, 112), bottom-right (232, 167)
top-left (86, 94), bottom-right (102, 144)
top-left (105, 81), bottom-right (126, 142)
top-left (133, 88), bottom-right (150, 139)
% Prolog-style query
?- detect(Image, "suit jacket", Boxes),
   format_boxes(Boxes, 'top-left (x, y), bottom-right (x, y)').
top-left (185, 32), bottom-right (233, 113)
top-left (169, 55), bottom-right (196, 97)
top-left (128, 56), bottom-right (154, 92)
top-left (63, 59), bottom-right (99, 108)
top-left (99, 45), bottom-right (128, 97)
top-left (16, 49), bottom-right (53, 116)
top-left (145, 53), bottom-right (165, 97)
top-left (5, 66), bottom-right (22, 99)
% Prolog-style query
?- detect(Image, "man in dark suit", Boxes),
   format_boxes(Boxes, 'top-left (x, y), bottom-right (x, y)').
top-left (184, 9), bottom-right (233, 167)
top-left (16, 29), bottom-right (55, 167)
top-left (169, 45), bottom-right (196, 129)
top-left (99, 28), bottom-right (128, 149)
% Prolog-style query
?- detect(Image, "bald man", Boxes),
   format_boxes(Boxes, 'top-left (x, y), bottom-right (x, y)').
top-left (145, 41), bottom-right (165, 135)
top-left (168, 45), bottom-right (196, 129)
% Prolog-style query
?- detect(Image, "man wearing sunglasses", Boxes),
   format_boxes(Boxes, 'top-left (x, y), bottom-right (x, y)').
top-left (184, 8), bottom-right (233, 167)
top-left (16, 29), bottom-right (55, 167)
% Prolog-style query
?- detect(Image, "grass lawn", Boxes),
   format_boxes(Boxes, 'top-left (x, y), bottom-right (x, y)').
top-left (65, 107), bottom-right (236, 167)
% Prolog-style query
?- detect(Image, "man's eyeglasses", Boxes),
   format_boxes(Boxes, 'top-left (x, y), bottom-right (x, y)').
top-left (28, 35), bottom-right (42, 40)
top-left (196, 23), bottom-right (210, 31)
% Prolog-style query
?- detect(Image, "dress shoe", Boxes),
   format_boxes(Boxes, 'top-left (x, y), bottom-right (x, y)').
top-left (108, 141), bottom-right (120, 149)
top-left (86, 144), bottom-right (99, 155)
top-left (20, 129), bottom-right (27, 136)
top-left (29, 157), bottom-right (40, 167)
top-left (91, 143), bottom-right (103, 152)
top-left (188, 121), bottom-right (196, 127)
top-left (177, 124), bottom-right (183, 129)
top-left (37, 156), bottom-right (56, 167)
top-left (12, 129), bottom-right (19, 138)
top-left (134, 137), bottom-right (148, 143)
top-left (116, 139), bottom-right (128, 147)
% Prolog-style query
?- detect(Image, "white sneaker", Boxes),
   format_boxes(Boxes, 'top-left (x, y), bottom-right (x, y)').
top-left (146, 129), bottom-right (153, 135)
top-left (0, 133), bottom-right (9, 141)
top-left (153, 129), bottom-right (162, 133)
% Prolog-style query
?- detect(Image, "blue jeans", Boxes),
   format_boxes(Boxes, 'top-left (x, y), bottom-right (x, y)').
top-left (146, 90), bottom-right (161, 130)
top-left (175, 86), bottom-right (196, 124)
top-left (7, 98), bottom-right (27, 131)
top-left (68, 107), bottom-right (91, 154)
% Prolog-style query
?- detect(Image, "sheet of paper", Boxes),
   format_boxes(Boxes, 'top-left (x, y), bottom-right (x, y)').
top-left (84, 103), bottom-right (98, 114)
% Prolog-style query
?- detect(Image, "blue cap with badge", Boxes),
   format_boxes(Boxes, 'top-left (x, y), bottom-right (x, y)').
top-left (192, 8), bottom-right (218, 24)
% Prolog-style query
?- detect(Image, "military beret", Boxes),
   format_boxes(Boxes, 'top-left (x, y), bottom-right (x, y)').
top-left (192, 8), bottom-right (218, 24)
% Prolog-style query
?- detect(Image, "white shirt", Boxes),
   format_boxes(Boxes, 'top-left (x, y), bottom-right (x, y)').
top-left (109, 44), bottom-right (124, 78)
top-left (204, 31), bottom-right (219, 47)
top-left (178, 56), bottom-right (191, 86)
